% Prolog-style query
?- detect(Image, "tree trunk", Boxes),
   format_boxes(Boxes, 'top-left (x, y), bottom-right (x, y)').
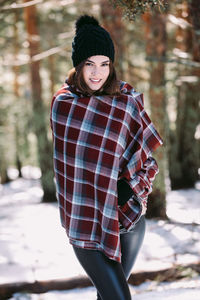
top-left (48, 52), bottom-right (56, 97)
top-left (143, 12), bottom-right (168, 218)
top-left (100, 0), bottom-right (125, 79)
top-left (23, 1), bottom-right (56, 202)
top-left (13, 10), bottom-right (22, 178)
top-left (184, 0), bottom-right (200, 185)
top-left (169, 1), bottom-right (200, 189)
top-left (189, 0), bottom-right (200, 59)
top-left (0, 147), bottom-right (9, 184)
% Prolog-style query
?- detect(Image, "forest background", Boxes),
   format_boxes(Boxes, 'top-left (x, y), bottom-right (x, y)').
top-left (0, 0), bottom-right (199, 219)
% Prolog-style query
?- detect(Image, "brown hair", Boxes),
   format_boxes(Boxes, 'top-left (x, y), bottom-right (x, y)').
top-left (67, 60), bottom-right (121, 96)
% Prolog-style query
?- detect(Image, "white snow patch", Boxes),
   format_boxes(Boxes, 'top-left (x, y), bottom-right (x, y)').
top-left (1, 173), bottom-right (200, 299)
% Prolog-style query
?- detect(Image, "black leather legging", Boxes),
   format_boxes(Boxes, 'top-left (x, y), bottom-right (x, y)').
top-left (73, 215), bottom-right (146, 300)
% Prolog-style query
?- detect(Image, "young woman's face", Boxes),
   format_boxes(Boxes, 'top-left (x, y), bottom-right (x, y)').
top-left (82, 55), bottom-right (110, 91)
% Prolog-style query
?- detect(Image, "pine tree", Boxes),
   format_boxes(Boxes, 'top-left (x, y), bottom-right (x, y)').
top-left (169, 1), bottom-right (200, 189)
top-left (23, 0), bottom-right (56, 202)
top-left (101, 0), bottom-right (125, 79)
top-left (143, 11), bottom-right (168, 218)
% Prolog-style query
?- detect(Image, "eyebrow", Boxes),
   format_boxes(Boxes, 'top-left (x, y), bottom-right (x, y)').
top-left (86, 59), bottom-right (110, 64)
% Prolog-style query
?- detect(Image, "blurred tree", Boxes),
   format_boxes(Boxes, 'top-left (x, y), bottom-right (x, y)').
top-left (0, 91), bottom-right (10, 184)
top-left (38, 3), bottom-right (75, 93)
top-left (23, 0), bottom-right (56, 202)
top-left (189, 0), bottom-right (200, 179)
top-left (143, 11), bottom-right (168, 218)
top-left (13, 10), bottom-right (22, 177)
top-left (101, 0), bottom-right (126, 79)
top-left (77, 0), bottom-right (93, 15)
top-left (110, 0), bottom-right (168, 20)
top-left (109, 0), bottom-right (168, 218)
top-left (169, 1), bottom-right (200, 189)
top-left (47, 50), bottom-right (56, 96)
top-left (0, 4), bottom-right (16, 183)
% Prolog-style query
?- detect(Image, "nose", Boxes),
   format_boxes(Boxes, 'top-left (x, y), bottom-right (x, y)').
top-left (91, 66), bottom-right (100, 76)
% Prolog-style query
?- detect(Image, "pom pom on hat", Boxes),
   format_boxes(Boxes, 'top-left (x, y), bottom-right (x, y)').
top-left (72, 15), bottom-right (115, 67)
top-left (75, 15), bottom-right (99, 33)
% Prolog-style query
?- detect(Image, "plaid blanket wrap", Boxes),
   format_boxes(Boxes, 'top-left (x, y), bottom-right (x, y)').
top-left (50, 81), bottom-right (163, 262)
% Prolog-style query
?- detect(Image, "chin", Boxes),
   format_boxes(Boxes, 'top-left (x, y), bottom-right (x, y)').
top-left (89, 85), bottom-right (103, 91)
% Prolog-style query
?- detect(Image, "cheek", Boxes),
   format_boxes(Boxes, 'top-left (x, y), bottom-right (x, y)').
top-left (83, 69), bottom-right (89, 83)
top-left (105, 68), bottom-right (110, 80)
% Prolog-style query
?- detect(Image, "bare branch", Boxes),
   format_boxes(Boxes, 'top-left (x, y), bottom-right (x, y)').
top-left (58, 31), bottom-right (74, 39)
top-left (146, 56), bottom-right (200, 67)
top-left (1, 0), bottom-right (44, 10)
top-left (168, 14), bottom-right (192, 29)
top-left (0, 0), bottom-right (76, 10)
top-left (59, 0), bottom-right (76, 6)
top-left (2, 43), bottom-right (71, 66)
top-left (31, 44), bottom-right (70, 61)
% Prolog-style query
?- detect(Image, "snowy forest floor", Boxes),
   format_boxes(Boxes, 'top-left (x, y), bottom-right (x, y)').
top-left (0, 166), bottom-right (200, 299)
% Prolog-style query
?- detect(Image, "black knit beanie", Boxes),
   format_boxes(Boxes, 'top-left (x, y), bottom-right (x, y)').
top-left (72, 15), bottom-right (115, 67)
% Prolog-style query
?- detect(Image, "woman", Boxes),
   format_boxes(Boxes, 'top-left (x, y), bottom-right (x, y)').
top-left (50, 15), bottom-right (163, 300)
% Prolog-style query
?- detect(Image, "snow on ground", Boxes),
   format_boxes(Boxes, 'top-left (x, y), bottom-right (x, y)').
top-left (0, 166), bottom-right (200, 299)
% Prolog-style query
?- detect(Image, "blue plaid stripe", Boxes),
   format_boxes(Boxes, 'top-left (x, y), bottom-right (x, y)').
top-left (50, 81), bottom-right (163, 262)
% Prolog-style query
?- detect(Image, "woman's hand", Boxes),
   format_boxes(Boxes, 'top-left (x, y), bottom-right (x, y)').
top-left (141, 198), bottom-right (147, 215)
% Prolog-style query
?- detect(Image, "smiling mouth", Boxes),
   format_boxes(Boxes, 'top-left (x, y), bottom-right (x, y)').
top-left (90, 79), bottom-right (102, 83)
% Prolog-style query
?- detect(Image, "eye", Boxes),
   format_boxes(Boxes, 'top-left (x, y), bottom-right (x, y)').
top-left (102, 63), bottom-right (109, 67)
top-left (85, 62), bottom-right (93, 66)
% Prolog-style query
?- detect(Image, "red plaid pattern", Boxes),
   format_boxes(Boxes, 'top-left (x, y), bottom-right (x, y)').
top-left (50, 81), bottom-right (163, 262)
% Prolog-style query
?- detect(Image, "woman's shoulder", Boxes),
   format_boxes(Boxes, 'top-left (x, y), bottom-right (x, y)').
top-left (53, 82), bottom-right (75, 101)
top-left (119, 81), bottom-right (144, 110)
